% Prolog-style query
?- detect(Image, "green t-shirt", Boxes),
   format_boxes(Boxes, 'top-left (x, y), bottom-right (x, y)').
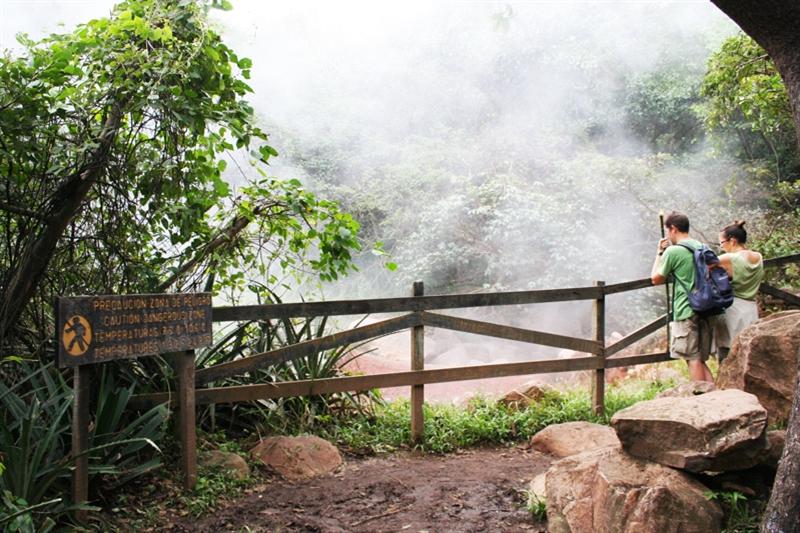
top-left (723, 252), bottom-right (764, 300)
top-left (658, 238), bottom-right (701, 321)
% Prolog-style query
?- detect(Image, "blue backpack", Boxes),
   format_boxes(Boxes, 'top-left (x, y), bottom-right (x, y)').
top-left (673, 243), bottom-right (734, 317)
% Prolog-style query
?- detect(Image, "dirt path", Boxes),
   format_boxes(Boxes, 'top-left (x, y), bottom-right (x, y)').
top-left (173, 445), bottom-right (551, 532)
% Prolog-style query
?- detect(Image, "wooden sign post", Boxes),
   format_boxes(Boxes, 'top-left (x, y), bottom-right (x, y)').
top-left (56, 293), bottom-right (212, 521)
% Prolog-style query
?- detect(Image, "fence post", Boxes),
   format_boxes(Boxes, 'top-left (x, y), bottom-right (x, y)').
top-left (71, 366), bottom-right (91, 522)
top-left (410, 281), bottom-right (424, 444)
top-left (175, 349), bottom-right (197, 490)
top-left (592, 281), bottom-right (606, 417)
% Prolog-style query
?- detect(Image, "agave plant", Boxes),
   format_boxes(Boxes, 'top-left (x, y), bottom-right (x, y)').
top-left (0, 360), bottom-right (166, 527)
top-left (195, 287), bottom-right (380, 436)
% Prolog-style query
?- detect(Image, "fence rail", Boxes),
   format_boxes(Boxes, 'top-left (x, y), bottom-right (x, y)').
top-left (130, 253), bottom-right (800, 433)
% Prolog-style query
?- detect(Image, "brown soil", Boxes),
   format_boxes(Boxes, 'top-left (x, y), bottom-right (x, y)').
top-left (172, 445), bottom-right (552, 532)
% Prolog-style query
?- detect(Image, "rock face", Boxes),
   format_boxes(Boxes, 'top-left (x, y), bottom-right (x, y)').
top-left (530, 421), bottom-right (620, 458)
top-left (716, 311), bottom-right (800, 423)
top-left (250, 436), bottom-right (342, 480)
top-left (763, 430), bottom-right (787, 469)
top-left (611, 389), bottom-right (768, 472)
top-left (199, 450), bottom-right (250, 480)
top-left (546, 447), bottom-right (723, 533)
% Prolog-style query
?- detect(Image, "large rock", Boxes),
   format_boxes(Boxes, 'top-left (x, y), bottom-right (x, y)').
top-left (250, 435), bottom-right (342, 480)
top-left (716, 311), bottom-right (800, 424)
top-left (610, 389), bottom-right (768, 472)
top-left (199, 450), bottom-right (250, 480)
top-left (499, 382), bottom-right (554, 409)
top-left (530, 421), bottom-right (620, 458)
top-left (546, 447), bottom-right (722, 533)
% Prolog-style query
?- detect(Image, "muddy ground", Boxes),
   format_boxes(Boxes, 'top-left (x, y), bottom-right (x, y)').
top-left (171, 445), bottom-right (552, 532)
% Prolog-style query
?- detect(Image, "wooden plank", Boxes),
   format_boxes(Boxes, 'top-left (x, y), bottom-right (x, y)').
top-left (605, 314), bottom-right (668, 356)
top-left (175, 350), bottom-right (197, 490)
top-left (591, 281), bottom-right (605, 417)
top-left (760, 283), bottom-right (800, 307)
top-left (196, 313), bottom-right (422, 384)
top-left (763, 253), bottom-right (800, 268)
top-left (605, 351), bottom-right (671, 368)
top-left (130, 350), bottom-right (674, 410)
top-left (420, 312), bottom-right (603, 355)
top-left (602, 278), bottom-right (653, 295)
top-left (130, 356), bottom-right (608, 408)
top-left (410, 282), bottom-right (424, 444)
top-left (211, 286), bottom-right (604, 322)
top-left (71, 366), bottom-right (91, 522)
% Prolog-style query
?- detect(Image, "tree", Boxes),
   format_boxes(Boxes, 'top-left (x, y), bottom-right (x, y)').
top-left (709, 2), bottom-right (800, 531)
top-left (0, 0), bottom-right (362, 353)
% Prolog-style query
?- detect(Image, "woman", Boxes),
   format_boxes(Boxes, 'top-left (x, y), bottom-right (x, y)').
top-left (715, 220), bottom-right (764, 363)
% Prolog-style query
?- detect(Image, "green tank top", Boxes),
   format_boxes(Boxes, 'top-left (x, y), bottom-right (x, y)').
top-left (725, 252), bottom-right (764, 300)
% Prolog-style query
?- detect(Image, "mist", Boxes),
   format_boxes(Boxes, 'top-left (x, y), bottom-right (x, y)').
top-left (2, 1), bottom-right (750, 371)
top-left (209, 2), bottom-right (743, 309)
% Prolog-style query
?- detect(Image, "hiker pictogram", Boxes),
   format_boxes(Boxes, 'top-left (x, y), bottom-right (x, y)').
top-left (62, 315), bottom-right (92, 356)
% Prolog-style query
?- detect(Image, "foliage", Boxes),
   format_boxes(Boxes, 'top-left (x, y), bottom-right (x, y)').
top-left (705, 490), bottom-right (765, 533)
top-left (178, 464), bottom-right (252, 518)
top-left (700, 34), bottom-right (799, 199)
top-left (0, 491), bottom-right (58, 533)
top-left (0, 363), bottom-right (73, 508)
top-left (699, 33), bottom-right (799, 288)
top-left (524, 490), bottom-right (548, 521)
top-left (321, 379), bottom-right (673, 455)
top-left (0, 361), bottom-right (164, 529)
top-left (189, 296), bottom-right (378, 438)
top-left (87, 368), bottom-right (168, 487)
top-left (624, 64), bottom-right (705, 154)
top-left (0, 0), bottom-right (363, 353)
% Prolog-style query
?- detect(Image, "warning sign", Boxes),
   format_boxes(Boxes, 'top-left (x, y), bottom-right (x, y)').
top-left (62, 315), bottom-right (93, 356)
top-left (56, 293), bottom-right (212, 367)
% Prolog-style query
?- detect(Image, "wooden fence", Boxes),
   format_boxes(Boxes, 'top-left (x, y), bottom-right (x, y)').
top-left (130, 253), bottom-right (800, 446)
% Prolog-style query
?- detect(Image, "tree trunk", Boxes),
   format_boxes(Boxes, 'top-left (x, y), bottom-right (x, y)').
top-left (708, 3), bottom-right (800, 532)
top-left (0, 101), bottom-right (124, 345)
top-left (761, 354), bottom-right (800, 533)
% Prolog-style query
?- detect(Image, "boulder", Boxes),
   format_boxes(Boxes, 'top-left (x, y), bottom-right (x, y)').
top-left (610, 389), bottom-right (768, 472)
top-left (716, 310), bottom-right (800, 423)
top-left (546, 447), bottom-right (722, 533)
top-left (763, 430), bottom-right (787, 469)
top-left (499, 382), bottom-right (554, 409)
top-left (657, 381), bottom-right (716, 398)
top-left (530, 421), bottom-right (620, 458)
top-left (199, 450), bottom-right (250, 480)
top-left (250, 435), bottom-right (342, 480)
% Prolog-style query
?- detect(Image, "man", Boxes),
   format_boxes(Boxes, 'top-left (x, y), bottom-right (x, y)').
top-left (651, 211), bottom-right (715, 383)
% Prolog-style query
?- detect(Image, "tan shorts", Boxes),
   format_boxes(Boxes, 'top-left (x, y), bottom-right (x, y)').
top-left (670, 315), bottom-right (716, 362)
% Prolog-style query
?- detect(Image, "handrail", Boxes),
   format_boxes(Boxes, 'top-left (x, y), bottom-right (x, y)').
top-left (763, 253), bottom-right (800, 268)
top-left (208, 253), bottom-right (800, 323)
top-left (211, 285), bottom-right (603, 322)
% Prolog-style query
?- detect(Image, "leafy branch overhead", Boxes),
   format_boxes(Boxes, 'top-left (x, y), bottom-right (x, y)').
top-left (0, 0), bottom-right (362, 351)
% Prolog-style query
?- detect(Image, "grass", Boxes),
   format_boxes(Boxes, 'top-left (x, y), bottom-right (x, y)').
top-left (321, 377), bottom-right (676, 454)
top-left (705, 490), bottom-right (766, 533)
